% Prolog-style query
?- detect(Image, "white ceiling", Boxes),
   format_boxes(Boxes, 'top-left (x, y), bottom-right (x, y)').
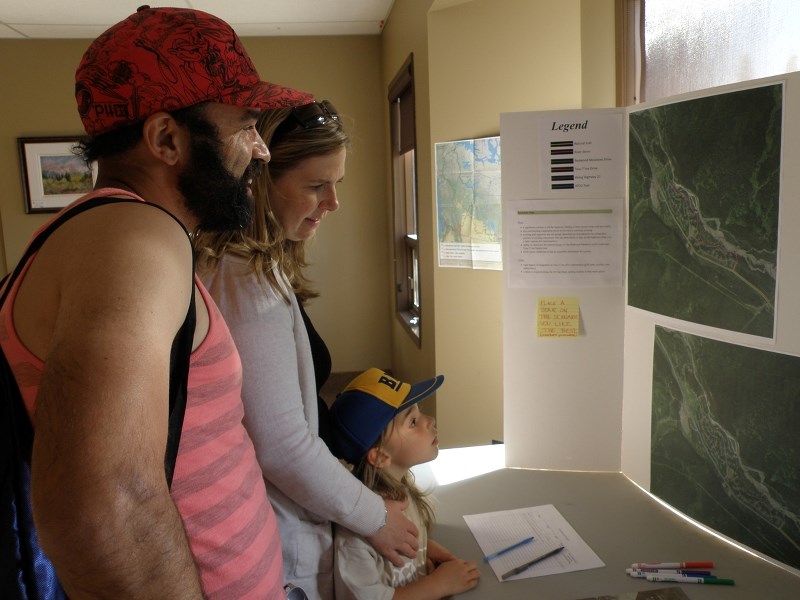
top-left (0, 1), bottom-right (396, 39)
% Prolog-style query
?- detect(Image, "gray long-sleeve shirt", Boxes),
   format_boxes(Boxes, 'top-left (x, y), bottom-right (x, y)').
top-left (200, 253), bottom-right (385, 599)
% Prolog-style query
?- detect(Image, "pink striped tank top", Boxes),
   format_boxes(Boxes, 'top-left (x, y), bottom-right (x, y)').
top-left (0, 190), bottom-right (286, 599)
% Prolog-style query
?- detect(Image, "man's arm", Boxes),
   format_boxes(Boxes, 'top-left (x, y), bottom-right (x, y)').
top-left (24, 203), bottom-right (203, 598)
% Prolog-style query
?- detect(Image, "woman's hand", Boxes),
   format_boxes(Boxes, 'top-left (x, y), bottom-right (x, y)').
top-left (366, 499), bottom-right (420, 567)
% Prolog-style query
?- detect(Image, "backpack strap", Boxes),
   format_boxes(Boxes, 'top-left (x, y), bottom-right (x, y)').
top-left (0, 195), bottom-right (196, 486)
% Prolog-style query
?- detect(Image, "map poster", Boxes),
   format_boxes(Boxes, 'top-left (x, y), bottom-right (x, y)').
top-left (435, 136), bottom-right (502, 270)
top-left (506, 198), bottom-right (624, 288)
top-left (628, 83), bottom-right (782, 338)
top-left (651, 326), bottom-right (800, 570)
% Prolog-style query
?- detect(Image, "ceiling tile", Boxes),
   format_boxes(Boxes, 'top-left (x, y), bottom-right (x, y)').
top-left (0, 0), bottom-right (394, 38)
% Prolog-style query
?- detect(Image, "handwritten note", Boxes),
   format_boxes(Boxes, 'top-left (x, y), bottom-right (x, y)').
top-left (537, 296), bottom-right (579, 337)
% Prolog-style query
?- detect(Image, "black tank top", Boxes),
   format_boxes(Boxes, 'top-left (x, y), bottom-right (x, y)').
top-left (297, 299), bottom-right (334, 450)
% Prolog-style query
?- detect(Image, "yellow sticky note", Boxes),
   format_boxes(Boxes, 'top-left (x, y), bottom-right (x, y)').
top-left (537, 297), bottom-right (580, 338)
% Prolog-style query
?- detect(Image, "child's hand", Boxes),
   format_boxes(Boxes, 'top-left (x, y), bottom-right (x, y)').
top-left (393, 555), bottom-right (480, 599)
top-left (430, 558), bottom-right (480, 595)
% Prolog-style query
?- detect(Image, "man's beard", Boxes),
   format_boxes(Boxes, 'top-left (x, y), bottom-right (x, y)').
top-left (178, 134), bottom-right (261, 232)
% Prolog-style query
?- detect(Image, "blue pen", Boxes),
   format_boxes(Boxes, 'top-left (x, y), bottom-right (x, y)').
top-left (483, 536), bottom-right (535, 562)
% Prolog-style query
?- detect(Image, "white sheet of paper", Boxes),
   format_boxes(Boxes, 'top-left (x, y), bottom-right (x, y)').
top-left (463, 504), bottom-right (605, 581)
top-left (505, 198), bottom-right (624, 288)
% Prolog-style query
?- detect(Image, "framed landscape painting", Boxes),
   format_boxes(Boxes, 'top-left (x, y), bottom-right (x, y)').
top-left (18, 136), bottom-right (95, 213)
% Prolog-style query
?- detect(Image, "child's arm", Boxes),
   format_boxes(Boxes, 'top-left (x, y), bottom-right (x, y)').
top-left (427, 538), bottom-right (456, 569)
top-left (393, 558), bottom-right (480, 599)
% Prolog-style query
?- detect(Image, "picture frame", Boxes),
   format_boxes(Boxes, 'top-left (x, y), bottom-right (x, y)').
top-left (17, 136), bottom-right (96, 214)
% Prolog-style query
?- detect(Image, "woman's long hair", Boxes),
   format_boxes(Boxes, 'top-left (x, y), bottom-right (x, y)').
top-left (194, 104), bottom-right (349, 303)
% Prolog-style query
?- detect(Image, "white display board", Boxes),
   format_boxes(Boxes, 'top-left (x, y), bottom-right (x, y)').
top-left (501, 73), bottom-right (800, 483)
top-left (500, 108), bottom-right (627, 472)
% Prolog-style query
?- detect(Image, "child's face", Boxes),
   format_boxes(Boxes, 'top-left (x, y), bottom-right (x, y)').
top-left (382, 404), bottom-right (439, 475)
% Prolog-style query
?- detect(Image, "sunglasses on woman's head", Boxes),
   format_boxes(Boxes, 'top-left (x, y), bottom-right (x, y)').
top-left (271, 100), bottom-right (339, 142)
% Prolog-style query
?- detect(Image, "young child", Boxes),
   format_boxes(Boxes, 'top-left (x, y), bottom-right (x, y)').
top-left (330, 368), bottom-right (481, 599)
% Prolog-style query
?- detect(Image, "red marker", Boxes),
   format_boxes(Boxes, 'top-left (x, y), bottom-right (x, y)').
top-left (631, 561), bottom-right (714, 569)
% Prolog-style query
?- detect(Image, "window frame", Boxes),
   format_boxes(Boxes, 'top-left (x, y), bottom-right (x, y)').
top-left (616, 0), bottom-right (643, 107)
top-left (389, 54), bottom-right (421, 344)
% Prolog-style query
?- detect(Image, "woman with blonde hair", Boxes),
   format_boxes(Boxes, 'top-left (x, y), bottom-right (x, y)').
top-left (194, 101), bottom-right (418, 599)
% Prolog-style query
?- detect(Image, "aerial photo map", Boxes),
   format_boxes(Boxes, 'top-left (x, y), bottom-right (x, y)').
top-left (651, 326), bottom-right (800, 570)
top-left (628, 84), bottom-right (782, 338)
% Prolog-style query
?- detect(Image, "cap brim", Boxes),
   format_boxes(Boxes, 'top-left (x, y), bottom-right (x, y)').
top-left (400, 374), bottom-right (444, 408)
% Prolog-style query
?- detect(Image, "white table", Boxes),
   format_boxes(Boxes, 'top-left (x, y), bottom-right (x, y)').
top-left (413, 447), bottom-right (800, 599)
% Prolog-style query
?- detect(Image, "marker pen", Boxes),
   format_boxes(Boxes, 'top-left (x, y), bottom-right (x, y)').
top-left (645, 574), bottom-right (734, 585)
top-left (632, 561), bottom-right (714, 569)
top-left (627, 568), bottom-right (713, 578)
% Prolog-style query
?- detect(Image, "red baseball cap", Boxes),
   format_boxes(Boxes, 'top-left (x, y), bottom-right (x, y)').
top-left (75, 5), bottom-right (314, 136)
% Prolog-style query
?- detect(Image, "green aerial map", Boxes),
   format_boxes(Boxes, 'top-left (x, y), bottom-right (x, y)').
top-left (628, 84), bottom-right (782, 337)
top-left (651, 326), bottom-right (800, 570)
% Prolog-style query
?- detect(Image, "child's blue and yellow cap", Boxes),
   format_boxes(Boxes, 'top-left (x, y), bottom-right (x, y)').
top-left (330, 368), bottom-right (444, 465)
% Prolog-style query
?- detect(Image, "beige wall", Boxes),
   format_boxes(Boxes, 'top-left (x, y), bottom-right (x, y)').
top-left (582, 0), bottom-right (618, 108)
top-left (380, 0), bottom-right (617, 447)
top-left (0, 39), bottom-right (89, 274)
top-left (0, 34), bottom-right (391, 373)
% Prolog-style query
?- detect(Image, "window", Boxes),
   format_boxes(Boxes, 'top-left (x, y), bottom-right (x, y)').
top-left (622, 0), bottom-right (800, 105)
top-left (389, 55), bottom-right (420, 343)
